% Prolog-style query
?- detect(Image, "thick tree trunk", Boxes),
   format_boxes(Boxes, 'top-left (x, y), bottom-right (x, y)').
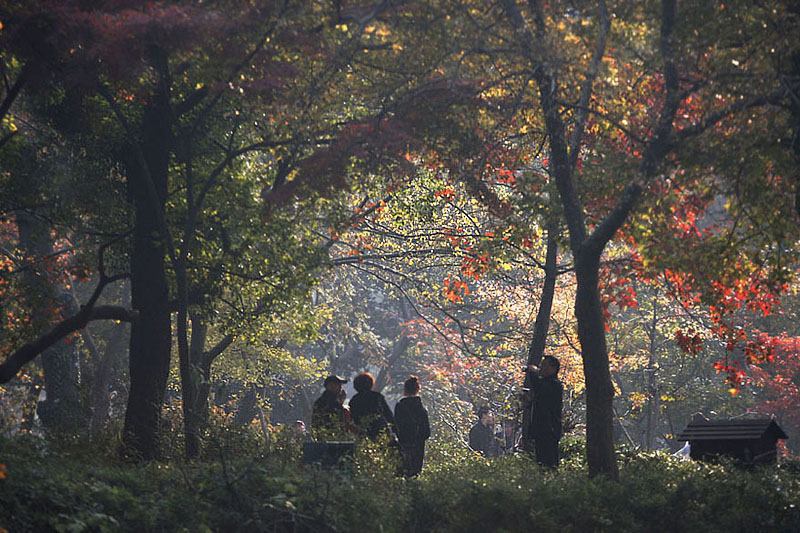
top-left (500, 0), bottom-right (618, 478)
top-left (574, 250), bottom-right (619, 478)
top-left (121, 78), bottom-right (172, 460)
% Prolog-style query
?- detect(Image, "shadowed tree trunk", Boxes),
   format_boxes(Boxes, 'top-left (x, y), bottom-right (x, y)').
top-left (121, 52), bottom-right (173, 460)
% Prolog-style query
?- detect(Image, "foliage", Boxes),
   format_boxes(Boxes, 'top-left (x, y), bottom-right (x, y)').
top-left (2, 0), bottom-right (800, 477)
top-left (2, 433), bottom-right (800, 532)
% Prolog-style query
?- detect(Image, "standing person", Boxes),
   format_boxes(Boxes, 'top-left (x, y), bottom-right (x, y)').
top-left (469, 407), bottom-right (500, 457)
top-left (524, 355), bottom-right (563, 468)
top-left (348, 372), bottom-right (395, 441)
top-left (311, 374), bottom-right (349, 440)
top-left (394, 375), bottom-right (431, 477)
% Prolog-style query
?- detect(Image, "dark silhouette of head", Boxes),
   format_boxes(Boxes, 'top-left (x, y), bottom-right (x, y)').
top-left (323, 374), bottom-right (348, 393)
top-left (353, 372), bottom-right (375, 393)
top-left (403, 375), bottom-right (420, 396)
top-left (541, 355), bottom-right (560, 377)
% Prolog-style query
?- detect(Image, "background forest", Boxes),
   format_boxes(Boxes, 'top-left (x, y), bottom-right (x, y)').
top-left (1, 0), bottom-right (800, 531)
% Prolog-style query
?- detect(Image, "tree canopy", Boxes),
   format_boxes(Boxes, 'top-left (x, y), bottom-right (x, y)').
top-left (1, 0), bottom-right (799, 477)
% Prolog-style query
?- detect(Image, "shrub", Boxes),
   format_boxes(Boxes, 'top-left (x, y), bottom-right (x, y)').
top-left (2, 435), bottom-right (799, 532)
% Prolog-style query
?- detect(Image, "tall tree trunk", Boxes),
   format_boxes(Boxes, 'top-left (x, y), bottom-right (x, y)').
top-left (121, 64), bottom-right (172, 460)
top-left (522, 225), bottom-right (558, 452)
top-left (501, 0), bottom-right (619, 478)
top-left (183, 313), bottom-right (208, 460)
top-left (16, 212), bottom-right (88, 435)
top-left (573, 250), bottom-right (618, 477)
top-left (538, 66), bottom-right (620, 479)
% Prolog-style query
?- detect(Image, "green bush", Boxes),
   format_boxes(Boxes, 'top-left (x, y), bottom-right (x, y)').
top-left (2, 435), bottom-right (799, 532)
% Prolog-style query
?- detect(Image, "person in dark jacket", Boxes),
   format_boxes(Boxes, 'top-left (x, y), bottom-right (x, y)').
top-left (469, 406), bottom-right (500, 457)
top-left (394, 375), bottom-right (431, 477)
top-left (311, 374), bottom-right (349, 440)
top-left (349, 372), bottom-right (395, 441)
top-left (524, 355), bottom-right (563, 468)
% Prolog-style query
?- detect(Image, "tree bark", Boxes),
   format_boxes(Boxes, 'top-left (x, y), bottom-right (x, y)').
top-left (499, 0), bottom-right (619, 477)
top-left (121, 63), bottom-right (173, 460)
top-left (522, 225), bottom-right (558, 452)
top-left (182, 313), bottom-right (208, 460)
top-left (573, 249), bottom-right (618, 477)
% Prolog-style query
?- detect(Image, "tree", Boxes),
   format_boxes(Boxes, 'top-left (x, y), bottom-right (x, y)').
top-left (484, 0), bottom-right (800, 477)
top-left (1, 0), bottom-right (498, 459)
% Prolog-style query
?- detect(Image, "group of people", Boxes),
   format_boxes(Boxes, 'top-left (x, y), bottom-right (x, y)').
top-left (309, 354), bottom-right (564, 476)
top-left (311, 371), bottom-right (430, 477)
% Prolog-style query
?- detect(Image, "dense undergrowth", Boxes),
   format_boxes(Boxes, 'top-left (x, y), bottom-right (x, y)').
top-left (1, 430), bottom-right (799, 533)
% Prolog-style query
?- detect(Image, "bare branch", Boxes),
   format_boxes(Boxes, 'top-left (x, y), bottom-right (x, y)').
top-left (0, 305), bottom-right (137, 384)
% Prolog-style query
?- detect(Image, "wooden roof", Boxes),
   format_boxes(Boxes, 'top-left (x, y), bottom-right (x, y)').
top-left (676, 418), bottom-right (788, 441)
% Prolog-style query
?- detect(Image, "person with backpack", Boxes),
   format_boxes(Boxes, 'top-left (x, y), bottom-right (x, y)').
top-left (394, 375), bottom-right (431, 477)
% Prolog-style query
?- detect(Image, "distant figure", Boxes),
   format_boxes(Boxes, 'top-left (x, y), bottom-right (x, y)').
top-left (469, 406), bottom-right (500, 457)
top-left (291, 419), bottom-right (312, 443)
top-left (524, 355), bottom-right (563, 468)
top-left (394, 375), bottom-right (431, 477)
top-left (311, 374), bottom-right (349, 440)
top-left (349, 372), bottom-right (395, 441)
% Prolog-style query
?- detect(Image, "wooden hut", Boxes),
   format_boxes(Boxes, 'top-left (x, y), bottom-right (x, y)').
top-left (676, 418), bottom-right (788, 465)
